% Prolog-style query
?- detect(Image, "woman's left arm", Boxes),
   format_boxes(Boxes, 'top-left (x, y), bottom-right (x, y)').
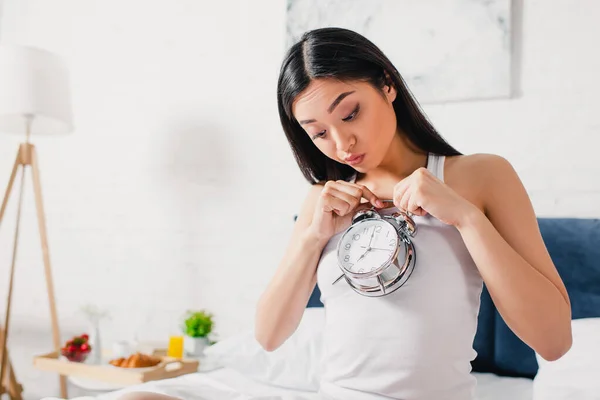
top-left (456, 155), bottom-right (572, 361)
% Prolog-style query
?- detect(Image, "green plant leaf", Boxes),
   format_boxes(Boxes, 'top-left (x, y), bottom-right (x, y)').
top-left (181, 310), bottom-right (214, 338)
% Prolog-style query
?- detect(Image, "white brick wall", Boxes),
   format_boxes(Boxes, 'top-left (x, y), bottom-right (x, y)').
top-left (0, 0), bottom-right (598, 397)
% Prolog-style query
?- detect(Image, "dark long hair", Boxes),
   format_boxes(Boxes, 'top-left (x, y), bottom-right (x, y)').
top-left (277, 27), bottom-right (462, 184)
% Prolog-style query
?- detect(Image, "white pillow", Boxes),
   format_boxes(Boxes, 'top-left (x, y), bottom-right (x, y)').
top-left (533, 318), bottom-right (600, 400)
top-left (203, 308), bottom-right (325, 391)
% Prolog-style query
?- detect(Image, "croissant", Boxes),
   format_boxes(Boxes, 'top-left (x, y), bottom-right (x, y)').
top-left (109, 352), bottom-right (161, 368)
top-left (109, 357), bottom-right (124, 367)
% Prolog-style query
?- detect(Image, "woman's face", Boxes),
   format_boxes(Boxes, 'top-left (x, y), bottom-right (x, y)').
top-left (292, 78), bottom-right (398, 172)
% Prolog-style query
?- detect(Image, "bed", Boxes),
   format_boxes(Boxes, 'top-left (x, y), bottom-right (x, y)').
top-left (43, 217), bottom-right (600, 400)
top-left (45, 367), bottom-right (533, 400)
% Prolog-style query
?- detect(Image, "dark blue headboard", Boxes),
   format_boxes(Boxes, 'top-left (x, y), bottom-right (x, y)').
top-left (307, 217), bottom-right (600, 378)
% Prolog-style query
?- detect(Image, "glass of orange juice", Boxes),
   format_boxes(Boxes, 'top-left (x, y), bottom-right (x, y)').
top-left (167, 335), bottom-right (184, 358)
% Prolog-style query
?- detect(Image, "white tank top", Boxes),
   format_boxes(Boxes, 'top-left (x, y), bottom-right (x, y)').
top-left (316, 153), bottom-right (484, 400)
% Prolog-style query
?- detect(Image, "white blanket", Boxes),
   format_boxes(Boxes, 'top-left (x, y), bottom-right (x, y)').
top-left (41, 369), bottom-right (532, 400)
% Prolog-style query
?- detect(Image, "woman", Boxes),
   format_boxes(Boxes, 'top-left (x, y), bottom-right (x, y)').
top-left (119, 27), bottom-right (571, 400)
top-left (255, 27), bottom-right (572, 400)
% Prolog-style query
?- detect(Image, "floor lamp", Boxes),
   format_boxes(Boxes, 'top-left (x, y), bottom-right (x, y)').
top-left (0, 45), bottom-right (73, 399)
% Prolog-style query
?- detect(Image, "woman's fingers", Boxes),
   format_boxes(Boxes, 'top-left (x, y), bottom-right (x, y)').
top-left (322, 187), bottom-right (359, 216)
top-left (322, 193), bottom-right (356, 216)
top-left (334, 181), bottom-right (384, 208)
top-left (321, 179), bottom-right (388, 219)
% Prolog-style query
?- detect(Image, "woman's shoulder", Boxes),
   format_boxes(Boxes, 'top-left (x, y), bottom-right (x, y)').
top-left (446, 153), bottom-right (508, 168)
top-left (445, 152), bottom-right (512, 175)
top-left (444, 152), bottom-right (515, 212)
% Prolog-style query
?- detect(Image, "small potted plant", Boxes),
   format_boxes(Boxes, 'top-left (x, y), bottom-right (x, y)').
top-left (181, 310), bottom-right (213, 357)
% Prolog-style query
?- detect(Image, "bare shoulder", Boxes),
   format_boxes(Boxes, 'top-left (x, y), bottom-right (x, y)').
top-left (444, 153), bottom-right (515, 212)
top-left (445, 153), bottom-right (512, 176)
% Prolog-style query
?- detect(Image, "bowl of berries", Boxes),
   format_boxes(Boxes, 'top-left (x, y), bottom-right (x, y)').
top-left (61, 334), bottom-right (92, 363)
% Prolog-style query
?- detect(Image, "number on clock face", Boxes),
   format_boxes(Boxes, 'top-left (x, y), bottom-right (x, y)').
top-left (338, 220), bottom-right (398, 274)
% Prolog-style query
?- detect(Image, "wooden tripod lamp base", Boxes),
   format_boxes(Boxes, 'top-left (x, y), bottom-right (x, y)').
top-left (0, 328), bottom-right (23, 400)
top-left (0, 143), bottom-right (67, 399)
top-left (0, 327), bottom-right (23, 400)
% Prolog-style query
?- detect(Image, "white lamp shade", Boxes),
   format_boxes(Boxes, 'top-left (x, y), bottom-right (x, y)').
top-left (0, 44), bottom-right (74, 136)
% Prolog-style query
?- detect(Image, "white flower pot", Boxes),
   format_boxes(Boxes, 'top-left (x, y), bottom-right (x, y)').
top-left (184, 336), bottom-right (209, 357)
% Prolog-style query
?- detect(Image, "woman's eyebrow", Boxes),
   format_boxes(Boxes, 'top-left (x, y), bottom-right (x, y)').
top-left (299, 90), bottom-right (356, 125)
top-left (327, 90), bottom-right (355, 113)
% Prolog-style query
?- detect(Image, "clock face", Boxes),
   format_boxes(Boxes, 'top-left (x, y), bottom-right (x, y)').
top-left (337, 219), bottom-right (399, 274)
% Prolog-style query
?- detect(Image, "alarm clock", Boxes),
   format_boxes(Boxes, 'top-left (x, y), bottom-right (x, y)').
top-left (332, 206), bottom-right (417, 297)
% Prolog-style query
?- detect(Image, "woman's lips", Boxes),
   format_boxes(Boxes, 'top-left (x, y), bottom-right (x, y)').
top-left (345, 154), bottom-right (365, 165)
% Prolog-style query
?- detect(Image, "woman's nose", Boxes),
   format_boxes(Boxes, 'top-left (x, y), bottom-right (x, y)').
top-left (332, 129), bottom-right (356, 154)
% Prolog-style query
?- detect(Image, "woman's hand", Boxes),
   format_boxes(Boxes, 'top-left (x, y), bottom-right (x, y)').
top-left (308, 181), bottom-right (384, 243)
top-left (393, 167), bottom-right (478, 227)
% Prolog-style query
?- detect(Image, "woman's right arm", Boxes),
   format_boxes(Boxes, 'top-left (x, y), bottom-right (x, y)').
top-left (255, 181), bottom-right (382, 351)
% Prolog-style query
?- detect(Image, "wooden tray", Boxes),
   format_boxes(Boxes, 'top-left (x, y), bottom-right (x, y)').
top-left (33, 350), bottom-right (199, 385)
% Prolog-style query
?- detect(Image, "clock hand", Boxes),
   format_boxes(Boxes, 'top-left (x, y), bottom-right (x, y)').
top-left (368, 226), bottom-right (376, 248)
top-left (356, 249), bottom-right (370, 263)
top-left (358, 229), bottom-right (376, 262)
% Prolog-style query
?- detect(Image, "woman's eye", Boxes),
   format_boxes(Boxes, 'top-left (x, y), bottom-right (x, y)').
top-left (342, 105), bottom-right (360, 122)
top-left (312, 131), bottom-right (326, 140)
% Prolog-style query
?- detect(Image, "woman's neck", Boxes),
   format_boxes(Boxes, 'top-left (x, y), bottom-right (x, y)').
top-left (358, 134), bottom-right (428, 185)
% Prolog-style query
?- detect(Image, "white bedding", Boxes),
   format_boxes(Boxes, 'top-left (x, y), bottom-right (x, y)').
top-left (473, 373), bottom-right (532, 400)
top-left (42, 369), bottom-right (532, 400)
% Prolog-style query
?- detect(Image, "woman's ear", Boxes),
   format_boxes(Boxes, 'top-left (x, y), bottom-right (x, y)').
top-left (383, 72), bottom-right (397, 103)
top-left (385, 83), bottom-right (397, 103)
